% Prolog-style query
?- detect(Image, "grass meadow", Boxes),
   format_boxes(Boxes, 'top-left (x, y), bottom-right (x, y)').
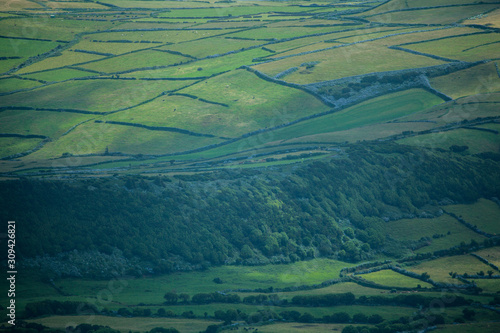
top-left (445, 199), bottom-right (500, 235)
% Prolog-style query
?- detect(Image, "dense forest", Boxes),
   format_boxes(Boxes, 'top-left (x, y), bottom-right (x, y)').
top-left (1, 143), bottom-right (499, 278)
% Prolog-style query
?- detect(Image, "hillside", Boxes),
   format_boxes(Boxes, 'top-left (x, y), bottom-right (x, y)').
top-left (1, 0), bottom-right (500, 333)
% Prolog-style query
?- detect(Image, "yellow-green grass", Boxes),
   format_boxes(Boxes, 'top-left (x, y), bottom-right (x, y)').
top-left (268, 41), bottom-right (342, 59)
top-left (54, 258), bottom-right (352, 305)
top-left (15, 51), bottom-right (106, 75)
top-left (104, 94), bottom-right (240, 137)
top-left (399, 93), bottom-right (500, 126)
top-left (0, 37), bottom-right (60, 59)
top-left (169, 69), bottom-right (330, 136)
top-left (362, 0), bottom-right (500, 15)
top-left (225, 26), bottom-right (349, 41)
top-left (473, 247), bottom-right (500, 267)
top-left (366, 4), bottom-right (500, 25)
top-left (0, 136), bottom-right (43, 158)
top-left (445, 198), bottom-right (500, 235)
top-left (0, 77), bottom-right (42, 93)
top-left (464, 7), bottom-right (500, 28)
top-left (157, 6), bottom-right (319, 18)
top-left (397, 124), bottom-right (500, 154)
top-left (383, 215), bottom-right (487, 254)
top-left (281, 121), bottom-right (436, 144)
top-left (0, 155), bottom-right (127, 174)
top-left (277, 281), bottom-right (399, 298)
top-left (43, 1), bottom-right (109, 9)
top-left (403, 32), bottom-right (500, 62)
top-left (70, 39), bottom-right (158, 55)
top-left (430, 62), bottom-right (500, 99)
top-left (25, 121), bottom-right (223, 158)
top-left (332, 27), bottom-right (421, 44)
top-left (102, 0), bottom-right (233, 8)
top-left (436, 322), bottom-right (500, 333)
top-left (79, 50), bottom-right (190, 74)
top-left (22, 67), bottom-right (94, 81)
top-left (407, 255), bottom-right (492, 284)
top-left (86, 29), bottom-right (227, 44)
top-left (0, 109), bottom-right (92, 138)
top-left (0, 17), bottom-right (113, 41)
top-left (360, 270), bottom-right (434, 289)
top-left (262, 89), bottom-right (443, 143)
top-left (266, 19), bottom-right (353, 28)
top-left (243, 323), bottom-right (367, 333)
top-left (29, 316), bottom-right (217, 333)
top-left (0, 79), bottom-right (177, 112)
top-left (471, 279), bottom-right (500, 293)
top-left (262, 32), bottom-right (352, 53)
top-left (123, 48), bottom-right (270, 78)
top-left (158, 37), bottom-right (263, 58)
top-left (0, 58), bottom-right (21, 73)
top-left (190, 20), bottom-right (266, 29)
top-left (254, 42), bottom-right (445, 84)
top-left (0, 0), bottom-right (44, 10)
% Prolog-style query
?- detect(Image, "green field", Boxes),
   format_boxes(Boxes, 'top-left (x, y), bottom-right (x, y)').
top-left (407, 255), bottom-right (493, 284)
top-left (430, 62), bottom-right (500, 99)
top-left (383, 215), bottom-right (487, 254)
top-left (445, 199), bottom-right (500, 235)
top-left (264, 89), bottom-right (444, 143)
top-left (359, 270), bottom-right (434, 288)
top-left (254, 42), bottom-right (446, 84)
top-left (0, 77), bottom-right (42, 93)
top-left (0, 136), bottom-right (43, 158)
top-left (398, 124), bottom-right (500, 154)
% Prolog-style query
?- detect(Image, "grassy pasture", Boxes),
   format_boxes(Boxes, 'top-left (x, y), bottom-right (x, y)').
top-left (22, 67), bottom-right (94, 81)
top-left (0, 109), bottom-right (91, 138)
top-left (254, 42), bottom-right (445, 84)
top-left (43, 1), bottom-right (109, 10)
top-left (87, 29), bottom-right (228, 44)
top-left (464, 7), bottom-right (500, 28)
top-left (29, 316), bottom-right (216, 333)
top-left (445, 198), bottom-right (500, 235)
top-left (0, 79), bottom-right (173, 112)
top-left (430, 62), bottom-right (500, 99)
top-left (383, 215), bottom-right (487, 254)
top-left (0, 37), bottom-right (60, 59)
top-left (365, 4), bottom-right (500, 25)
top-left (0, 136), bottom-right (42, 158)
top-left (0, 58), bottom-right (21, 74)
top-left (397, 124), bottom-right (500, 154)
top-left (173, 69), bottom-right (330, 136)
top-left (403, 32), bottom-right (500, 62)
top-left (0, 0), bottom-right (44, 10)
top-left (406, 255), bottom-right (492, 284)
top-left (0, 77), bottom-right (42, 93)
top-left (104, 94), bottom-right (237, 137)
top-left (473, 247), bottom-right (500, 267)
top-left (436, 322), bottom-right (500, 333)
top-left (189, 20), bottom-right (266, 29)
top-left (158, 36), bottom-right (263, 58)
top-left (225, 26), bottom-right (345, 41)
top-left (281, 121), bottom-right (436, 144)
top-left (79, 50), bottom-right (190, 73)
top-left (0, 17), bottom-right (113, 41)
top-left (262, 33), bottom-right (350, 53)
top-left (93, 0), bottom-right (232, 9)
top-left (26, 121), bottom-right (224, 158)
top-left (400, 93), bottom-right (500, 126)
top-left (359, 270), bottom-right (434, 288)
top-left (15, 51), bottom-right (106, 74)
top-left (262, 89), bottom-right (443, 143)
top-left (127, 48), bottom-right (270, 78)
top-left (70, 39), bottom-right (157, 55)
top-left (48, 258), bottom-right (352, 308)
top-left (363, 0), bottom-right (500, 15)
top-left (157, 6), bottom-right (319, 18)
top-left (471, 279), bottom-right (500, 293)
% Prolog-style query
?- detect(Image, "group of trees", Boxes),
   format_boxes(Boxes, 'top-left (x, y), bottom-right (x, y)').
top-left (2, 143), bottom-right (499, 275)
